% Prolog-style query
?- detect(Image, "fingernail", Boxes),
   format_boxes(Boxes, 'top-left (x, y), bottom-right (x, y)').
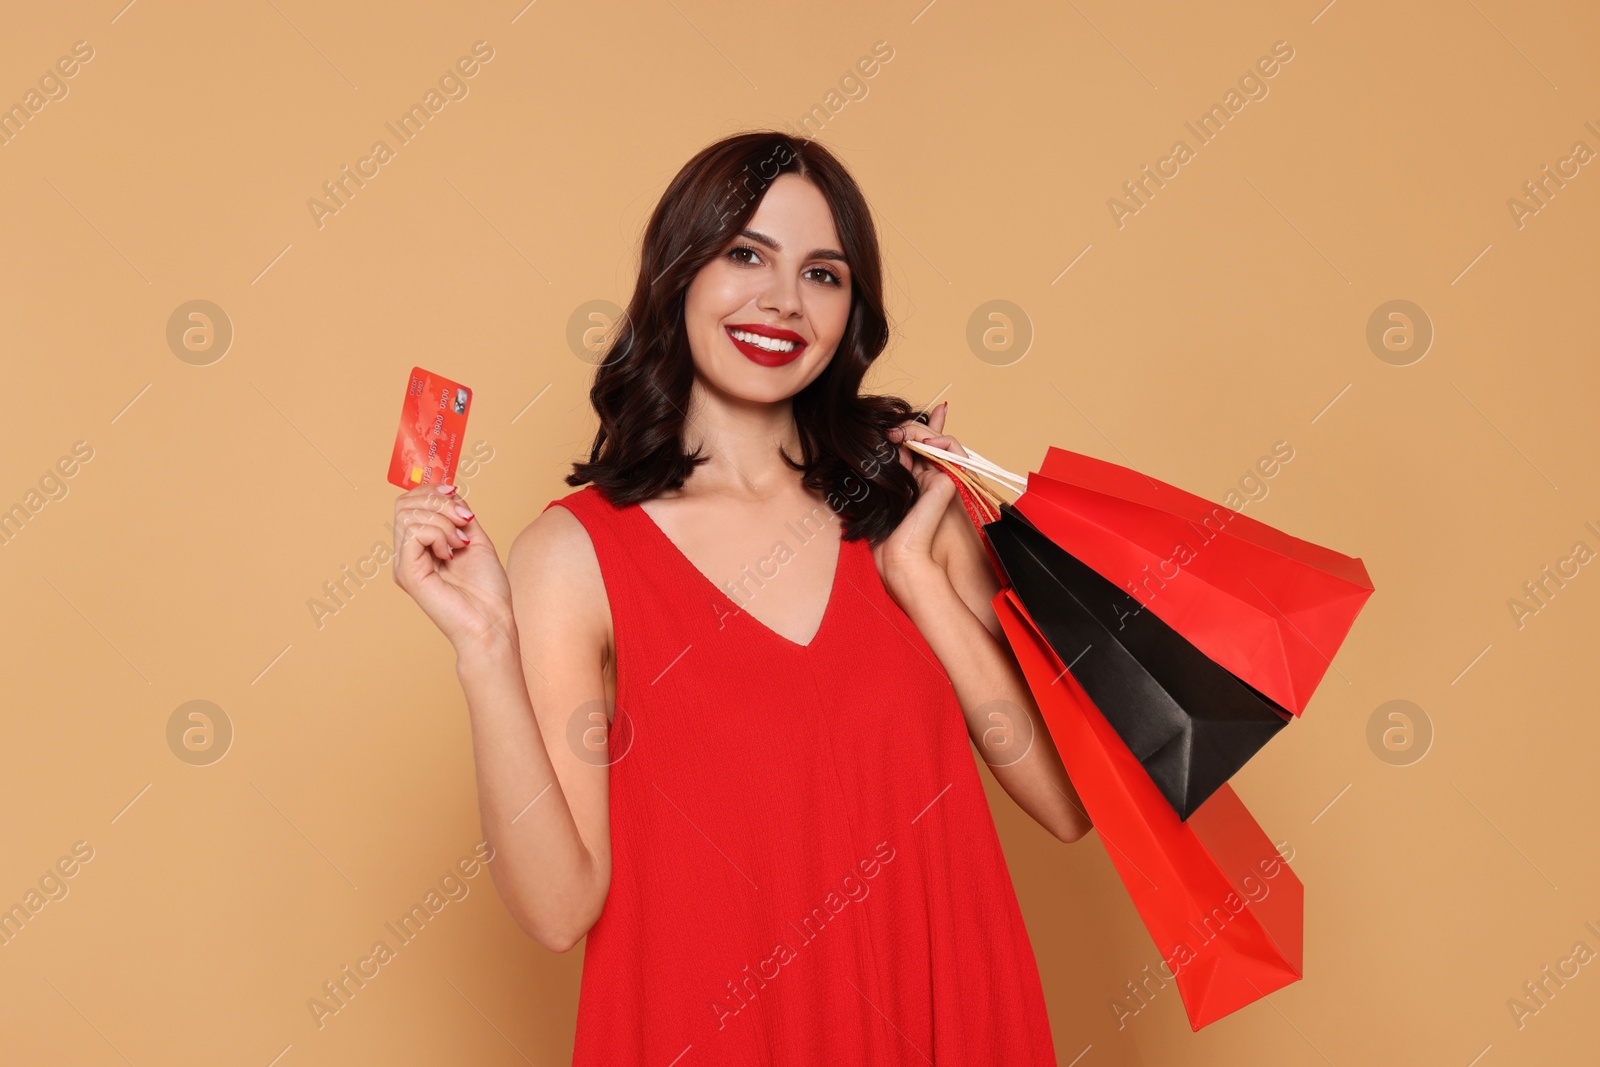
top-left (455, 504), bottom-right (474, 519)
top-left (937, 401), bottom-right (948, 413)
top-left (460, 538), bottom-right (470, 545)
top-left (440, 484), bottom-right (456, 494)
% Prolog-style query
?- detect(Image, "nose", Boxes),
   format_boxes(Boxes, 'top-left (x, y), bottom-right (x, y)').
top-left (757, 270), bottom-right (803, 321)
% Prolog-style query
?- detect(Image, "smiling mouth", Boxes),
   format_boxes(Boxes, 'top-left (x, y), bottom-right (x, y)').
top-left (725, 325), bottom-right (807, 366)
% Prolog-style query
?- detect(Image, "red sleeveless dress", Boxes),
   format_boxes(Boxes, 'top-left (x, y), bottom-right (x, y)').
top-left (544, 484), bottom-right (1058, 1065)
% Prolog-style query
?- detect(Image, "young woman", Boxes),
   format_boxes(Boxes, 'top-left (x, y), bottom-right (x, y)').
top-left (393, 131), bottom-right (1091, 1064)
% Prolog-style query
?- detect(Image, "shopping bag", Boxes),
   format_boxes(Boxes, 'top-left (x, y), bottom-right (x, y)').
top-left (1016, 446), bottom-right (1375, 715)
top-left (994, 583), bottom-right (1304, 1030)
top-left (985, 502), bottom-right (1292, 820)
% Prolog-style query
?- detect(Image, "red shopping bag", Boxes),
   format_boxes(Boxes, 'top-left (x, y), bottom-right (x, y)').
top-left (1016, 446), bottom-right (1374, 715)
top-left (923, 443), bottom-right (1310, 1026)
top-left (995, 585), bottom-right (1304, 1029)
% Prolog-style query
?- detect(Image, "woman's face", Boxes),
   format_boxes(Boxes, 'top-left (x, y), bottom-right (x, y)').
top-left (683, 173), bottom-right (853, 405)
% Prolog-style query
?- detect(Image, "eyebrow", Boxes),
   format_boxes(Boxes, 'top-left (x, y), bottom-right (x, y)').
top-left (737, 229), bottom-right (848, 264)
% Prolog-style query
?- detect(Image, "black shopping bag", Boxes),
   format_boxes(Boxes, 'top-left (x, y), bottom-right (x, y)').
top-left (984, 502), bottom-right (1293, 820)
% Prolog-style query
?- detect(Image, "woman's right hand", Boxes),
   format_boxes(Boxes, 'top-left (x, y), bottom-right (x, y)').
top-left (391, 483), bottom-right (514, 650)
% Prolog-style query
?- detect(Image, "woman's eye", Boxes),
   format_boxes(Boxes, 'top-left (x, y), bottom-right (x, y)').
top-left (728, 246), bottom-right (843, 287)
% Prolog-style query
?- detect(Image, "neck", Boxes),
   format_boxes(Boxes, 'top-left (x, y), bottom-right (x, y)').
top-left (677, 380), bottom-right (805, 499)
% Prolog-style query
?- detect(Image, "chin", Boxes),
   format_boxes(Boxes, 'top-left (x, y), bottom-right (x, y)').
top-left (717, 373), bottom-right (803, 406)
top-left (703, 353), bottom-right (828, 405)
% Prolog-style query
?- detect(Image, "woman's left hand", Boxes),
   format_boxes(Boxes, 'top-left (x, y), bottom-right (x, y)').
top-left (878, 401), bottom-right (970, 589)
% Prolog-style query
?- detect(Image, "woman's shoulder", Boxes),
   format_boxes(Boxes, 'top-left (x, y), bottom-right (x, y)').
top-left (507, 489), bottom-right (614, 643)
top-left (541, 482), bottom-right (614, 516)
top-left (515, 485), bottom-right (613, 572)
top-left (532, 482), bottom-right (640, 538)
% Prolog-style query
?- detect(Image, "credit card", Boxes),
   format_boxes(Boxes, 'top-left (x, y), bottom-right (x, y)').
top-left (386, 366), bottom-right (472, 490)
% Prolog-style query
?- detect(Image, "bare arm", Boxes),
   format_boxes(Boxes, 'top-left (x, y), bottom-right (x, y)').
top-left (876, 414), bottom-right (1092, 845)
top-left (452, 506), bottom-right (614, 951)
top-left (886, 490), bottom-right (1092, 843)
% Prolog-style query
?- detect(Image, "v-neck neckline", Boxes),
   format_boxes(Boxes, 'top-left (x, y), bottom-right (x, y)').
top-left (631, 499), bottom-right (846, 651)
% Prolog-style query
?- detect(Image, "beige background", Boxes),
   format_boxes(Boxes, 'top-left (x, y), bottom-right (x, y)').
top-left (2, 0), bottom-right (1597, 1063)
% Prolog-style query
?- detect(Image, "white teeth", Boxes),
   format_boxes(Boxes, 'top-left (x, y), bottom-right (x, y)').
top-left (729, 328), bottom-right (798, 353)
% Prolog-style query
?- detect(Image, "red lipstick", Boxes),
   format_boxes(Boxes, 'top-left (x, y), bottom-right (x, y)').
top-left (725, 323), bottom-right (808, 367)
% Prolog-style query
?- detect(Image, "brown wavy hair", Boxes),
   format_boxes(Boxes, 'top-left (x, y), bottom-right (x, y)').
top-left (565, 130), bottom-right (922, 544)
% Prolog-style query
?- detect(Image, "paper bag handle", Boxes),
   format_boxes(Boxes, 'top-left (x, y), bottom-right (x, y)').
top-left (902, 438), bottom-right (1017, 586)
